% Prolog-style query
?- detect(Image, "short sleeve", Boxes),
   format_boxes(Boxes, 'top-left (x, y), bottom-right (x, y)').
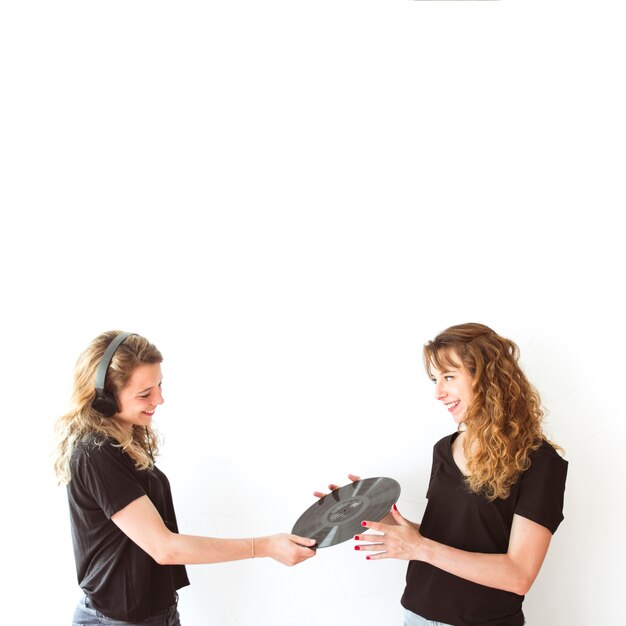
top-left (72, 439), bottom-right (146, 519)
top-left (425, 436), bottom-right (450, 499)
top-left (514, 442), bottom-right (568, 534)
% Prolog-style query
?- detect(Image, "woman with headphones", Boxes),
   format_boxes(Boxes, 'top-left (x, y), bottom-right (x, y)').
top-left (53, 331), bottom-right (316, 626)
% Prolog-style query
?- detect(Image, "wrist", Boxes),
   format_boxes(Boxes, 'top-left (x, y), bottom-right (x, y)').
top-left (252, 535), bottom-right (269, 559)
top-left (414, 535), bottom-right (432, 563)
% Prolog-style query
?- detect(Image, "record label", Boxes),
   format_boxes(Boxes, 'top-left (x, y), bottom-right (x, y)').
top-left (327, 498), bottom-right (365, 524)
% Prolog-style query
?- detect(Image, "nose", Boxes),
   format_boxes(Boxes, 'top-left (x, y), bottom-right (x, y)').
top-left (434, 380), bottom-right (446, 401)
top-left (154, 388), bottom-right (164, 406)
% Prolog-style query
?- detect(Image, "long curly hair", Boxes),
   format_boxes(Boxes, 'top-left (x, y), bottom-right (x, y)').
top-left (424, 323), bottom-right (560, 501)
top-left (53, 331), bottom-right (162, 485)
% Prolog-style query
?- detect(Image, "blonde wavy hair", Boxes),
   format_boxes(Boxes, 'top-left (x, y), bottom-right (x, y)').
top-left (53, 331), bottom-right (162, 485)
top-left (424, 323), bottom-right (561, 501)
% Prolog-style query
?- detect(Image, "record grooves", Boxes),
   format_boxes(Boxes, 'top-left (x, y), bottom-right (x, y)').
top-left (292, 476), bottom-right (401, 549)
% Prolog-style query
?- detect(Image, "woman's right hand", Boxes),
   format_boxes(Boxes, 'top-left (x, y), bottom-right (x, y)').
top-left (257, 533), bottom-right (317, 566)
top-left (313, 473), bottom-right (361, 499)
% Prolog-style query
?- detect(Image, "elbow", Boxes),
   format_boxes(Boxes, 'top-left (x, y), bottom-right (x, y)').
top-left (511, 582), bottom-right (530, 596)
top-left (148, 535), bottom-right (179, 566)
top-left (504, 553), bottom-right (539, 596)
top-left (153, 550), bottom-right (174, 566)
top-left (510, 574), bottom-right (534, 596)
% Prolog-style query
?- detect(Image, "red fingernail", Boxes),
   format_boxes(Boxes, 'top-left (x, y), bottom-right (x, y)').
top-left (361, 521), bottom-right (367, 527)
top-left (393, 504), bottom-right (398, 511)
top-left (354, 536), bottom-right (360, 541)
top-left (366, 555), bottom-right (371, 560)
top-left (354, 546), bottom-right (360, 550)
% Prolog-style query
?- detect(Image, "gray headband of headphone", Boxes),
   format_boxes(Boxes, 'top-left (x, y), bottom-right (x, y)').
top-left (94, 332), bottom-right (136, 394)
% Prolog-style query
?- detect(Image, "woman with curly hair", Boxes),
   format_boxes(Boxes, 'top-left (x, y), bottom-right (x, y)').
top-left (54, 331), bottom-right (316, 626)
top-left (323, 323), bottom-right (568, 626)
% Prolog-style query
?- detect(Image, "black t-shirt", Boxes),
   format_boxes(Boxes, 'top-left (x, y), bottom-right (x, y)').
top-left (401, 433), bottom-right (568, 626)
top-left (67, 435), bottom-right (190, 621)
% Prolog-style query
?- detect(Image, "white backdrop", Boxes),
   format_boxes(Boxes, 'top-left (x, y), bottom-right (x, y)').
top-left (1, 2), bottom-right (624, 625)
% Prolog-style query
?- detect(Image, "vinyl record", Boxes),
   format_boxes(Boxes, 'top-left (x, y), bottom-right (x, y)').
top-left (292, 476), bottom-right (401, 549)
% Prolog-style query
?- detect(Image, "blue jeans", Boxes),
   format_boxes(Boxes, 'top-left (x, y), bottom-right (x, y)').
top-left (72, 594), bottom-right (181, 626)
top-left (403, 608), bottom-right (453, 626)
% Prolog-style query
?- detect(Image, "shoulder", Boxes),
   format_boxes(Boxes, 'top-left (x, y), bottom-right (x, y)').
top-left (73, 433), bottom-right (113, 455)
top-left (527, 439), bottom-right (568, 472)
top-left (432, 433), bottom-right (456, 457)
top-left (434, 432), bottom-right (456, 449)
top-left (518, 438), bottom-right (568, 499)
top-left (71, 434), bottom-right (130, 470)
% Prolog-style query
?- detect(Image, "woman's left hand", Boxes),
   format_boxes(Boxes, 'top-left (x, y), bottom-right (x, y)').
top-left (355, 505), bottom-right (424, 561)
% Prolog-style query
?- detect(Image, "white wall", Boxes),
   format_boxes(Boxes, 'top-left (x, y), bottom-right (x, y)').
top-left (2, 2), bottom-right (624, 625)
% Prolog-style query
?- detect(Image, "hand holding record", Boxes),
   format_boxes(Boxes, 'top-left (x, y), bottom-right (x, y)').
top-left (293, 475), bottom-right (401, 549)
top-left (255, 533), bottom-right (318, 566)
top-left (313, 473), bottom-right (362, 499)
top-left (355, 503), bottom-right (424, 561)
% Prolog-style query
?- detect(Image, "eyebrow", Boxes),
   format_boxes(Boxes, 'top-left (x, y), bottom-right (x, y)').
top-left (431, 369), bottom-right (457, 378)
top-left (136, 379), bottom-right (163, 395)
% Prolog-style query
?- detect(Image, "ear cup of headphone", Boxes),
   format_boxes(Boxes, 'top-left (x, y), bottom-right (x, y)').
top-left (92, 392), bottom-right (120, 418)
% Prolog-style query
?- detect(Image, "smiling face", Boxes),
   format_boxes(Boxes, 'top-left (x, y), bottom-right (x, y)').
top-left (428, 351), bottom-right (474, 425)
top-left (113, 362), bottom-right (164, 432)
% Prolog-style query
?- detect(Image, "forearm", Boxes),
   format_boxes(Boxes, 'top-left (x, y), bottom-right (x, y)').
top-left (155, 532), bottom-right (256, 565)
top-left (416, 538), bottom-right (531, 595)
top-left (157, 532), bottom-right (314, 567)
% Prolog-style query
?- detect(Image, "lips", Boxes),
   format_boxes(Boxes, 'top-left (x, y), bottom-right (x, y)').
top-left (445, 400), bottom-right (460, 412)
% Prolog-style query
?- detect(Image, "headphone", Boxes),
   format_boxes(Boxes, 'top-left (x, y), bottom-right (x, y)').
top-left (92, 332), bottom-right (137, 417)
